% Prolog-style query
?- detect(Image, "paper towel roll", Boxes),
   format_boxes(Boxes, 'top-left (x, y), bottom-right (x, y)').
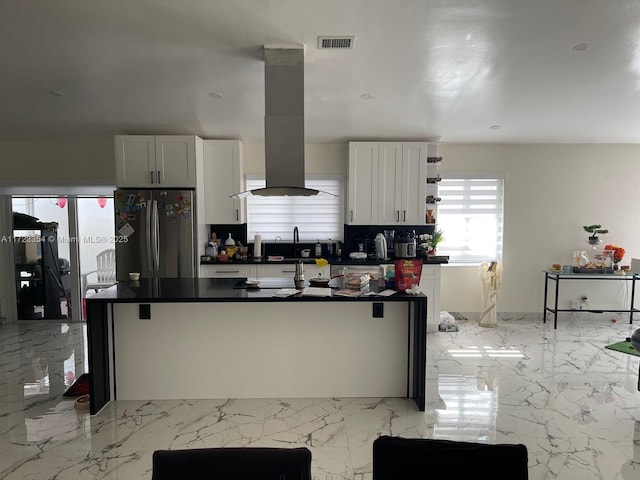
top-left (254, 234), bottom-right (262, 258)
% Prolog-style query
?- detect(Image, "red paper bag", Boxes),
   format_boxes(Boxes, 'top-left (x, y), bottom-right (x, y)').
top-left (394, 259), bottom-right (423, 291)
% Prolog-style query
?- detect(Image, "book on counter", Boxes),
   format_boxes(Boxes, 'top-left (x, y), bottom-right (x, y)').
top-left (343, 273), bottom-right (370, 289)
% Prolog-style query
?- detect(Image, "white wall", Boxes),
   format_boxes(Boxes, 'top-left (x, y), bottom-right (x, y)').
top-left (243, 143), bottom-right (348, 176)
top-left (438, 144), bottom-right (640, 314)
top-left (4, 139), bottom-right (640, 315)
top-left (0, 139), bottom-right (115, 189)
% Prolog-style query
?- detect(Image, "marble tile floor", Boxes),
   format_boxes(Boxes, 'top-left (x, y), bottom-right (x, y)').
top-left (1, 312), bottom-right (640, 479)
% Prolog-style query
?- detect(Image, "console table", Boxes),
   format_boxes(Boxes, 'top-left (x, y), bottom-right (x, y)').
top-left (543, 270), bottom-right (640, 329)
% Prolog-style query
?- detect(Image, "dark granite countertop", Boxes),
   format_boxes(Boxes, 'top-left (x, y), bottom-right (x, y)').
top-left (85, 277), bottom-right (426, 304)
top-left (201, 256), bottom-right (448, 266)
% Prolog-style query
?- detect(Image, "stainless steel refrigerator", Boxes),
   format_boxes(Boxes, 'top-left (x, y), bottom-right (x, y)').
top-left (114, 189), bottom-right (197, 281)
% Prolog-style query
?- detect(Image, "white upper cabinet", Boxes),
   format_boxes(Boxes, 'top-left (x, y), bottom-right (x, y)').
top-left (399, 142), bottom-right (428, 225)
top-left (115, 135), bottom-right (199, 188)
top-left (202, 140), bottom-right (245, 224)
top-left (347, 142), bottom-right (379, 225)
top-left (349, 141), bottom-right (429, 225)
top-left (377, 142), bottom-right (404, 225)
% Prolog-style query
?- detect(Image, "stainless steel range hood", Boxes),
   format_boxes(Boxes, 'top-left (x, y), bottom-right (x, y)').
top-left (233, 44), bottom-right (334, 198)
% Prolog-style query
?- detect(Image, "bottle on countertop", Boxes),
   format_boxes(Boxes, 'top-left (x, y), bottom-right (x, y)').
top-left (315, 239), bottom-right (322, 257)
top-left (294, 261), bottom-right (305, 289)
top-left (211, 232), bottom-right (222, 249)
top-left (225, 233), bottom-right (236, 246)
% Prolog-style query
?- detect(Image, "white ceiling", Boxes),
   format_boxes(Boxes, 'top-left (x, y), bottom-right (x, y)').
top-left (2, 0), bottom-right (640, 144)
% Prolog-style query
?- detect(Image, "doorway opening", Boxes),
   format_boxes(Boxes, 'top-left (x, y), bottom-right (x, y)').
top-left (11, 195), bottom-right (114, 321)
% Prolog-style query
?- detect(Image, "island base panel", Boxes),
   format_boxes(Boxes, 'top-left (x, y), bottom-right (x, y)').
top-left (113, 302), bottom-right (410, 400)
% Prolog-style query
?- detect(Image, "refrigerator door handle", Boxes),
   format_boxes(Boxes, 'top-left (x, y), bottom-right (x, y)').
top-left (152, 200), bottom-right (160, 273)
top-left (146, 199), bottom-right (153, 274)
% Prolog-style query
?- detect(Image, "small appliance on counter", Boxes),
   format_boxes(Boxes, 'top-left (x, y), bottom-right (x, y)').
top-left (395, 230), bottom-right (417, 258)
top-left (355, 237), bottom-right (371, 255)
top-left (384, 230), bottom-right (395, 256)
top-left (375, 232), bottom-right (388, 259)
top-left (327, 240), bottom-right (342, 259)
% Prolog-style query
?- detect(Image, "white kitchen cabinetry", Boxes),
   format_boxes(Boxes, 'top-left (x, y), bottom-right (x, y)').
top-left (115, 135), bottom-right (200, 188)
top-left (256, 263), bottom-right (328, 279)
top-left (377, 142), bottom-right (427, 225)
top-left (401, 143), bottom-right (428, 225)
top-left (347, 142), bottom-right (379, 225)
top-left (348, 141), bottom-right (429, 225)
top-left (199, 264), bottom-right (256, 278)
top-left (202, 140), bottom-right (245, 224)
top-left (376, 142), bottom-right (403, 225)
top-left (419, 264), bottom-right (441, 330)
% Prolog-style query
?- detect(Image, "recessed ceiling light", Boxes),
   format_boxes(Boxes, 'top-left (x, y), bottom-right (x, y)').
top-left (360, 93), bottom-right (374, 100)
top-left (48, 89), bottom-right (64, 97)
top-left (209, 92), bottom-right (223, 99)
top-left (572, 43), bottom-right (589, 52)
top-left (490, 125), bottom-right (501, 130)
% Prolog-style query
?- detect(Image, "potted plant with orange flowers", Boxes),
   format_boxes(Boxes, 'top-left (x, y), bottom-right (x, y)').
top-left (604, 244), bottom-right (625, 270)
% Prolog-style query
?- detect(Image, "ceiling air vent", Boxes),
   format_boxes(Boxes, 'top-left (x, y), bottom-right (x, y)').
top-left (317, 36), bottom-right (355, 49)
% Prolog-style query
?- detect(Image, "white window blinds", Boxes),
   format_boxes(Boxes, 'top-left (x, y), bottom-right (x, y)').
top-left (246, 176), bottom-right (344, 242)
top-left (436, 175), bottom-right (504, 264)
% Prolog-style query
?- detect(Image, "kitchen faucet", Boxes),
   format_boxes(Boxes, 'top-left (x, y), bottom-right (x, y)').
top-left (274, 236), bottom-right (282, 256)
top-left (293, 226), bottom-right (299, 257)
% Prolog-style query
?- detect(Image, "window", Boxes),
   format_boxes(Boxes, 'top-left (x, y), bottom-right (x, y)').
top-left (436, 175), bottom-right (504, 264)
top-left (246, 176), bottom-right (344, 242)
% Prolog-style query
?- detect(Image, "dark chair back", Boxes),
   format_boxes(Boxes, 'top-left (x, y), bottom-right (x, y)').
top-left (373, 435), bottom-right (528, 480)
top-left (152, 446), bottom-right (312, 480)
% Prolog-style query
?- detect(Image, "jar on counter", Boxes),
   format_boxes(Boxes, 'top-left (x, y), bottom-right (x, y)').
top-left (206, 242), bottom-right (218, 258)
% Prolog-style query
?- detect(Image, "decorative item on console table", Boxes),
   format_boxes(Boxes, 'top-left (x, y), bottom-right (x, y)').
top-left (573, 249), bottom-right (614, 273)
top-left (583, 224), bottom-right (608, 249)
top-left (604, 244), bottom-right (625, 270)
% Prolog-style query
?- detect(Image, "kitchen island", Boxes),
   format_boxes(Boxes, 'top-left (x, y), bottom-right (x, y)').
top-left (200, 255), bottom-right (447, 330)
top-left (86, 278), bottom-right (427, 415)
